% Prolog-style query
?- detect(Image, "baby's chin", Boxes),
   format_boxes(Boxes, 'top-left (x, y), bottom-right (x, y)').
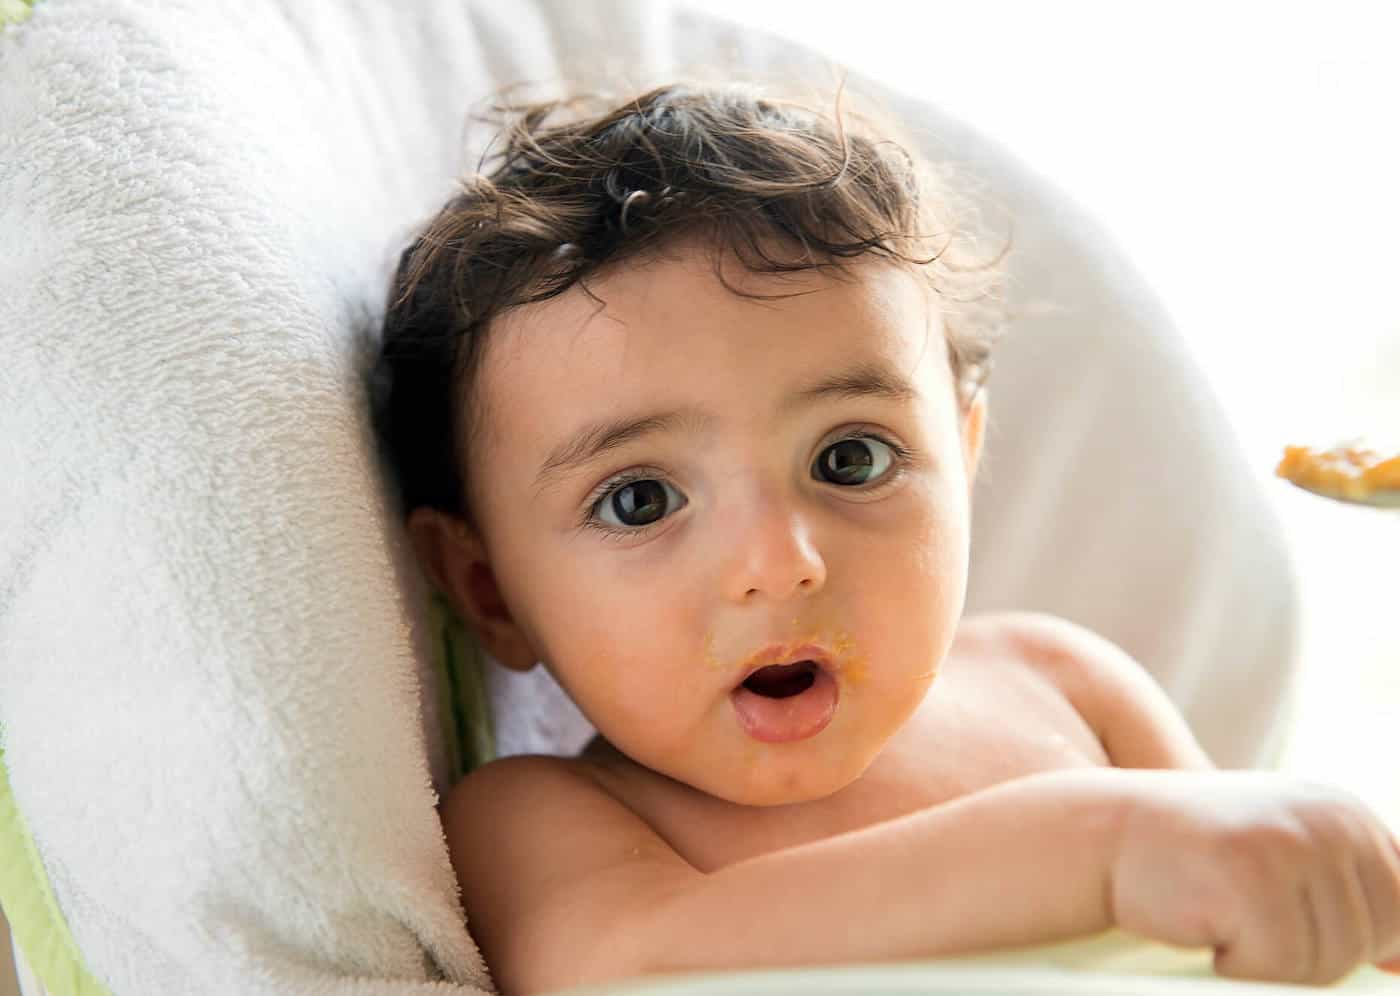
top-left (711, 779), bottom-right (853, 808)
top-left (664, 742), bottom-right (882, 808)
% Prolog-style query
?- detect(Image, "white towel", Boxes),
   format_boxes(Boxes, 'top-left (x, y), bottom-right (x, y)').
top-left (0, 1), bottom-right (519, 991)
top-left (0, 1), bottom-right (1300, 994)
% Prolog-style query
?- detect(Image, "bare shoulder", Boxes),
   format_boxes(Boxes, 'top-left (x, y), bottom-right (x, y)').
top-left (958, 611), bottom-right (1139, 697)
top-left (440, 752), bottom-right (689, 903)
top-left (439, 755), bottom-right (607, 915)
top-left (441, 754), bottom-right (698, 994)
top-left (958, 612), bottom-right (1215, 771)
top-left (442, 752), bottom-right (607, 825)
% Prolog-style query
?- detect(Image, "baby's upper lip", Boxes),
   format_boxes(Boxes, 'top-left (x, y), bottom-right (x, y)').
top-left (736, 642), bottom-right (835, 684)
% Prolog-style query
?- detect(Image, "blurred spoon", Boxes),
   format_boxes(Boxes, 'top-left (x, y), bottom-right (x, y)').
top-left (1276, 443), bottom-right (1400, 508)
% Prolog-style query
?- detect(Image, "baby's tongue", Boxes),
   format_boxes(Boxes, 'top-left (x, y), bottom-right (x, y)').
top-left (730, 665), bottom-right (838, 744)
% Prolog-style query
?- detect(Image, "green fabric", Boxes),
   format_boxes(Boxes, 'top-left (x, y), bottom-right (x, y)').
top-left (0, 748), bottom-right (113, 996)
top-left (0, 0), bottom-right (36, 28)
top-left (431, 590), bottom-right (496, 781)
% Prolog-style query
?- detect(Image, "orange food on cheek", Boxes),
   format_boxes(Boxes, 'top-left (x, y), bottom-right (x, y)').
top-left (701, 630), bottom-right (740, 674)
top-left (828, 631), bottom-right (869, 687)
top-left (838, 654), bottom-right (871, 687)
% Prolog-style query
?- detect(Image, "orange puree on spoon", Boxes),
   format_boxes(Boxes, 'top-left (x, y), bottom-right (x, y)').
top-left (1276, 442), bottom-right (1400, 507)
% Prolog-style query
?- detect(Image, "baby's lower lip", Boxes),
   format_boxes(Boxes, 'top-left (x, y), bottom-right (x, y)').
top-left (729, 666), bottom-right (838, 743)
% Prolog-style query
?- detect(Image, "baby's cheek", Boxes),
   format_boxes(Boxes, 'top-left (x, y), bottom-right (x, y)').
top-left (580, 660), bottom-right (688, 734)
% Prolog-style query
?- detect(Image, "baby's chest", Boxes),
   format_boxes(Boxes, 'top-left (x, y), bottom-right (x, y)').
top-left (633, 666), bottom-right (1109, 872)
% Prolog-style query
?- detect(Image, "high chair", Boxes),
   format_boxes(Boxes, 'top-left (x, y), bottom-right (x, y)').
top-left (0, 1), bottom-right (1306, 993)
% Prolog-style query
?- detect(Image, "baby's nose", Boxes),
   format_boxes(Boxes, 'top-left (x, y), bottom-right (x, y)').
top-left (724, 499), bottom-right (827, 603)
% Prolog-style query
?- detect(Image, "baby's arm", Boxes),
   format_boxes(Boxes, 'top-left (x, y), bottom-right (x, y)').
top-left (443, 757), bottom-right (1130, 994)
top-left (445, 754), bottom-right (1400, 994)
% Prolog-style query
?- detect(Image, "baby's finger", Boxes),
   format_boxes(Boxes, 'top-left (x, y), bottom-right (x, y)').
top-left (1214, 889), bottom-right (1313, 983)
top-left (1371, 831), bottom-right (1400, 966)
top-left (1312, 851), bottom-right (1370, 983)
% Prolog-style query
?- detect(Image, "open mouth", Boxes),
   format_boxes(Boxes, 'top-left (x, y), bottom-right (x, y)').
top-left (741, 660), bottom-right (818, 698)
top-left (730, 657), bottom-right (838, 743)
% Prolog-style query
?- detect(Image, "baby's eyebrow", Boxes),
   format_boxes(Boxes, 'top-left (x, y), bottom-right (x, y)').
top-left (532, 360), bottom-right (920, 496)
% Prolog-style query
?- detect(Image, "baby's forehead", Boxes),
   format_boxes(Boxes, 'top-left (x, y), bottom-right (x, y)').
top-left (469, 251), bottom-right (947, 451)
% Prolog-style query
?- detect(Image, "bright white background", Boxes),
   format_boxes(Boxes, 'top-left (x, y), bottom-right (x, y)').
top-left (694, 0), bottom-right (1400, 823)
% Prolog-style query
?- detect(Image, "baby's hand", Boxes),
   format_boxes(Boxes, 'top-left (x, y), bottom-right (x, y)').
top-left (1110, 771), bottom-right (1400, 985)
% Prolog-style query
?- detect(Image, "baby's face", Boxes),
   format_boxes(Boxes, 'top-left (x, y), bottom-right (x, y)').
top-left (462, 245), bottom-right (982, 805)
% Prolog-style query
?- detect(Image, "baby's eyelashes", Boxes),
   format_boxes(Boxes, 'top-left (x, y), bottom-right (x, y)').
top-left (590, 476), bottom-right (687, 534)
top-left (814, 434), bottom-right (904, 486)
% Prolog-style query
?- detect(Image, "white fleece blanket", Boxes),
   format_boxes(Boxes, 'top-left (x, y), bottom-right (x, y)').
top-left (0, 1), bottom-right (1299, 994)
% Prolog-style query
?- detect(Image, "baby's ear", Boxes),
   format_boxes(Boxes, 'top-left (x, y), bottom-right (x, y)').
top-left (961, 387), bottom-right (988, 486)
top-left (406, 508), bottom-right (539, 672)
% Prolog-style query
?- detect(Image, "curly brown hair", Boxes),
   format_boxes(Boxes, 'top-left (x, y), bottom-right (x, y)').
top-left (371, 81), bottom-right (1007, 531)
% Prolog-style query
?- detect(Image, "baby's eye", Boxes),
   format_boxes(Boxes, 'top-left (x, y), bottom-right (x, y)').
top-left (593, 476), bottom-right (688, 530)
top-left (813, 435), bottom-right (899, 486)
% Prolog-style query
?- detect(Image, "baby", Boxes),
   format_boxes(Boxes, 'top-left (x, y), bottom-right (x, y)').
top-left (372, 83), bottom-right (1400, 995)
